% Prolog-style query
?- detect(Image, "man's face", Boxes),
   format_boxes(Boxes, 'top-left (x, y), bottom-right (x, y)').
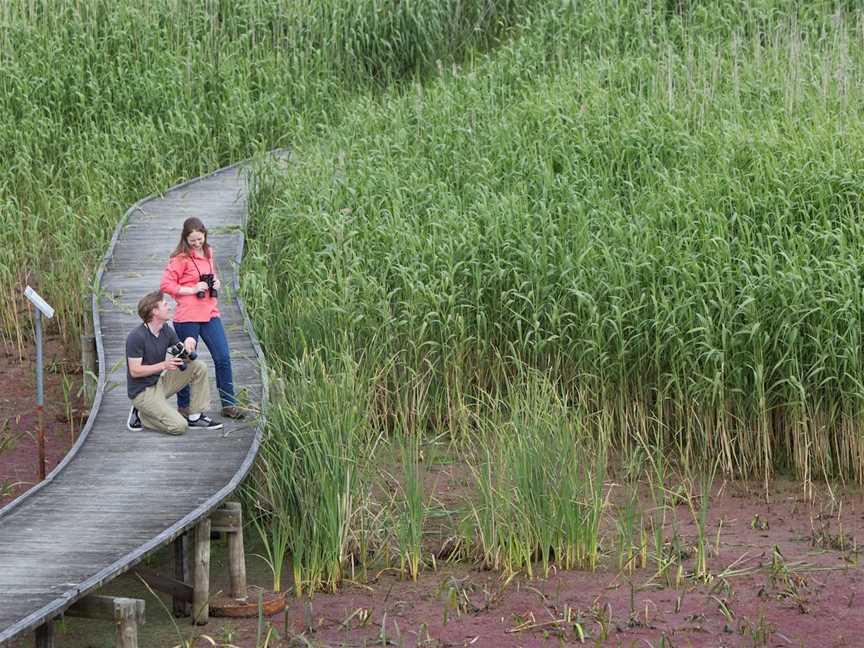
top-left (152, 298), bottom-right (171, 323)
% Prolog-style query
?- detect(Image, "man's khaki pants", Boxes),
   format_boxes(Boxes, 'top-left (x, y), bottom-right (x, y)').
top-left (132, 359), bottom-right (210, 435)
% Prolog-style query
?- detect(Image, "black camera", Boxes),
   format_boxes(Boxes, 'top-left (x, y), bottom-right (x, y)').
top-left (197, 274), bottom-right (217, 299)
top-left (168, 342), bottom-right (198, 371)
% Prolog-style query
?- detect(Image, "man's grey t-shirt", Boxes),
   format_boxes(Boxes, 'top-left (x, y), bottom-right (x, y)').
top-left (125, 323), bottom-right (180, 400)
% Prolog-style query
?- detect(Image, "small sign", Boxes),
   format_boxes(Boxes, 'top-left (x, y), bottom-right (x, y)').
top-left (24, 286), bottom-right (54, 319)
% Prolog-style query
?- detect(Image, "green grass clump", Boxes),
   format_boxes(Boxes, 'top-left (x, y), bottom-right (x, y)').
top-left (467, 371), bottom-right (606, 576)
top-left (259, 352), bottom-right (368, 596)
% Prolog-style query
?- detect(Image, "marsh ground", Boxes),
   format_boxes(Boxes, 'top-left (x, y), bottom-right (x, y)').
top-left (8, 477), bottom-right (863, 647)
top-left (3, 351), bottom-right (863, 648)
top-left (0, 337), bottom-right (86, 508)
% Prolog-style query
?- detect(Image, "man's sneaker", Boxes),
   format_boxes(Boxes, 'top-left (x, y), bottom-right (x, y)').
top-left (186, 414), bottom-right (223, 431)
top-left (221, 405), bottom-right (245, 420)
top-left (127, 407), bottom-right (143, 431)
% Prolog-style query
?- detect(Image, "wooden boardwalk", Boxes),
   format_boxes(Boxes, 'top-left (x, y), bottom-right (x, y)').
top-left (0, 158), bottom-right (268, 644)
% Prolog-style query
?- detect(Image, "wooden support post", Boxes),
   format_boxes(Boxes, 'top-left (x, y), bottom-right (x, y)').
top-left (34, 620), bottom-right (54, 648)
top-left (193, 518), bottom-right (211, 625)
top-left (67, 595), bottom-right (145, 648)
top-left (116, 615), bottom-right (138, 648)
top-left (80, 307), bottom-right (97, 404)
top-left (172, 532), bottom-right (191, 617)
top-left (211, 502), bottom-right (248, 600)
top-left (223, 501), bottom-right (247, 600)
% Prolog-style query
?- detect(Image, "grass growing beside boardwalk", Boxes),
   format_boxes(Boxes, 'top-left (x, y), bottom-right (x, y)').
top-left (240, 1), bottom-right (864, 591)
top-left (253, 353), bottom-right (368, 596)
top-left (466, 371), bottom-right (606, 577)
top-left (245, 2), bottom-right (864, 485)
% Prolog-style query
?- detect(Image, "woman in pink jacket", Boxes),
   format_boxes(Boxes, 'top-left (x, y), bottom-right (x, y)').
top-left (160, 217), bottom-right (243, 419)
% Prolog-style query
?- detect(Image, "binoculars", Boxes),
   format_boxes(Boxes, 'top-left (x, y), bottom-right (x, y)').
top-left (197, 274), bottom-right (217, 299)
top-left (168, 342), bottom-right (198, 371)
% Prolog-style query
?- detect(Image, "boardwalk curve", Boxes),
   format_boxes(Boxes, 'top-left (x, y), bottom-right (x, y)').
top-left (0, 155), bottom-right (271, 643)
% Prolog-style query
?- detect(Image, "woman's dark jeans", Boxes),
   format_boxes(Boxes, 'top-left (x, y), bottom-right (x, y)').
top-left (173, 317), bottom-right (236, 409)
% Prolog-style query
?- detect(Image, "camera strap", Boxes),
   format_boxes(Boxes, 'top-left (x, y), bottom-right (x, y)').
top-left (189, 254), bottom-right (212, 279)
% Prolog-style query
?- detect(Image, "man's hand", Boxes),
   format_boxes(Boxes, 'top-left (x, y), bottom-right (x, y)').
top-left (129, 356), bottom-right (182, 378)
top-left (183, 337), bottom-right (197, 354)
top-left (213, 278), bottom-right (222, 290)
top-left (162, 356), bottom-right (183, 371)
top-left (163, 356), bottom-right (184, 371)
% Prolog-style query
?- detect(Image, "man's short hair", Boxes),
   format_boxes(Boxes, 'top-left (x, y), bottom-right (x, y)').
top-left (138, 291), bottom-right (164, 323)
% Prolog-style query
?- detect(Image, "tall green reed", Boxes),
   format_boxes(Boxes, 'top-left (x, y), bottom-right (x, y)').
top-left (683, 458), bottom-right (720, 581)
top-left (394, 429), bottom-right (426, 582)
top-left (244, 434), bottom-right (294, 594)
top-left (260, 353), bottom-right (368, 595)
top-left (466, 369), bottom-right (606, 576)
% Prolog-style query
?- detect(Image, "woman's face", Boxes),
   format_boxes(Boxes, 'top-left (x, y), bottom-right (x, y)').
top-left (186, 230), bottom-right (206, 252)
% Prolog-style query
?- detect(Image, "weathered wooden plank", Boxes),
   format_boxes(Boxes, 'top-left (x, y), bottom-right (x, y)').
top-left (66, 595), bottom-right (145, 623)
top-left (132, 566), bottom-right (193, 604)
top-left (223, 502), bottom-right (247, 601)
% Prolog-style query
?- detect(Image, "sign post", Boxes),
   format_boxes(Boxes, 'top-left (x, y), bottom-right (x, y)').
top-left (24, 286), bottom-right (54, 481)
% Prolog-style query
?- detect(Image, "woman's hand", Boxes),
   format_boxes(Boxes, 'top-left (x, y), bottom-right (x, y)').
top-left (179, 283), bottom-right (206, 296)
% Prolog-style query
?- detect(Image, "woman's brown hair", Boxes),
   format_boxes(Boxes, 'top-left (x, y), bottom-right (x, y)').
top-left (170, 217), bottom-right (212, 258)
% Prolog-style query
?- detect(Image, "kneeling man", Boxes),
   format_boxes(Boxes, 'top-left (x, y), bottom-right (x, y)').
top-left (126, 290), bottom-right (223, 434)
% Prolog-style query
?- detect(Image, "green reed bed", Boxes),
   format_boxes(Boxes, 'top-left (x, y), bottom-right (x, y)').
top-left (245, 2), bottom-right (864, 486)
top-left (0, 0), bottom-right (527, 353)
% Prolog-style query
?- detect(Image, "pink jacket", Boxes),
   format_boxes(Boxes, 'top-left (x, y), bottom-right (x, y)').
top-left (160, 250), bottom-right (221, 323)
